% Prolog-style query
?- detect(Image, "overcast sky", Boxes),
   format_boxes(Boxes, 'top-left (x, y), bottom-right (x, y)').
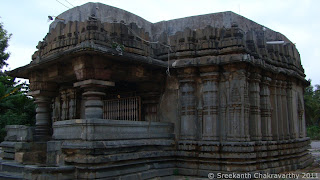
top-left (1, 0), bottom-right (319, 85)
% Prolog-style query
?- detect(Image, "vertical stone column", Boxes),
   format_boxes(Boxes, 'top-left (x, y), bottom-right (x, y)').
top-left (276, 80), bottom-right (284, 140)
top-left (28, 80), bottom-right (57, 141)
top-left (178, 67), bottom-right (197, 140)
top-left (249, 73), bottom-right (262, 141)
top-left (83, 89), bottom-right (105, 119)
top-left (286, 82), bottom-right (296, 139)
top-left (34, 96), bottom-right (52, 141)
top-left (270, 80), bottom-right (279, 141)
top-left (74, 79), bottom-right (114, 119)
top-left (281, 81), bottom-right (290, 139)
top-left (200, 66), bottom-right (219, 141)
top-left (260, 77), bottom-right (273, 141)
top-left (28, 89), bottom-right (56, 141)
top-left (219, 71), bottom-right (230, 141)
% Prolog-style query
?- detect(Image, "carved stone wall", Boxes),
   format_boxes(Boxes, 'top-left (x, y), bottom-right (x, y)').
top-left (171, 63), bottom-right (312, 175)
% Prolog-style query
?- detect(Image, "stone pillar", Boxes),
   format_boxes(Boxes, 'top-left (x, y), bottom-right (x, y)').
top-left (28, 89), bottom-right (56, 142)
top-left (74, 79), bottom-right (114, 119)
top-left (83, 90), bottom-right (105, 119)
top-left (28, 79), bottom-right (58, 142)
top-left (260, 77), bottom-right (272, 141)
top-left (34, 96), bottom-right (52, 141)
top-left (270, 80), bottom-right (279, 141)
top-left (281, 81), bottom-right (290, 139)
top-left (178, 67), bottom-right (197, 140)
top-left (200, 66), bottom-right (219, 141)
top-left (249, 73), bottom-right (262, 141)
top-left (276, 80), bottom-right (284, 140)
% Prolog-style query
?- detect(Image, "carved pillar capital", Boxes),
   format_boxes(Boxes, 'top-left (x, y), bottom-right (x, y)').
top-left (249, 73), bottom-right (262, 83)
top-left (281, 81), bottom-right (287, 89)
top-left (29, 81), bottom-right (58, 92)
top-left (177, 67), bottom-right (197, 80)
top-left (261, 76), bottom-right (272, 85)
top-left (275, 80), bottom-right (283, 87)
top-left (286, 81), bottom-right (293, 89)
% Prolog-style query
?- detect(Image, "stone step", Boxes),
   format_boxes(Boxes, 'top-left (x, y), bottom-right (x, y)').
top-left (0, 171), bottom-right (23, 180)
top-left (0, 160), bottom-right (25, 173)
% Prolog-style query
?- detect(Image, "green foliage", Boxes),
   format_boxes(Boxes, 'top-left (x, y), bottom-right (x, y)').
top-left (0, 21), bottom-right (35, 141)
top-left (304, 80), bottom-right (320, 127)
top-left (304, 80), bottom-right (320, 140)
top-left (0, 21), bottom-right (11, 69)
top-left (307, 125), bottom-right (320, 140)
top-left (0, 74), bottom-right (36, 141)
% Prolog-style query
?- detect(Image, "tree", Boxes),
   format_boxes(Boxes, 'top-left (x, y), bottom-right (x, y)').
top-left (304, 80), bottom-right (320, 126)
top-left (0, 21), bottom-right (11, 68)
top-left (0, 21), bottom-right (35, 141)
top-left (0, 76), bottom-right (36, 140)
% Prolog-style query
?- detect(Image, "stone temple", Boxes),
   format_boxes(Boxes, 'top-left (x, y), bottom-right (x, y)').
top-left (0, 2), bottom-right (313, 179)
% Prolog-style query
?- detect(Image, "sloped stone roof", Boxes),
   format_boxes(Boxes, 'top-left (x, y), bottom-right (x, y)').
top-left (50, 2), bottom-right (290, 42)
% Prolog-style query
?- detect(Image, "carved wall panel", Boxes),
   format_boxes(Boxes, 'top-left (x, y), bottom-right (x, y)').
top-left (226, 69), bottom-right (250, 141)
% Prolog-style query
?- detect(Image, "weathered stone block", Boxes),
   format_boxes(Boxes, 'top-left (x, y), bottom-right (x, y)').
top-left (4, 125), bottom-right (34, 142)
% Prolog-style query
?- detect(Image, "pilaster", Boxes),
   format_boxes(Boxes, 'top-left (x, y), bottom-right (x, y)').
top-left (286, 81), bottom-right (296, 139)
top-left (281, 81), bottom-right (290, 139)
top-left (199, 66), bottom-right (219, 141)
top-left (249, 72), bottom-right (262, 141)
top-left (260, 77), bottom-right (273, 141)
top-left (178, 67), bottom-right (197, 140)
top-left (270, 80), bottom-right (279, 141)
top-left (276, 80), bottom-right (284, 140)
